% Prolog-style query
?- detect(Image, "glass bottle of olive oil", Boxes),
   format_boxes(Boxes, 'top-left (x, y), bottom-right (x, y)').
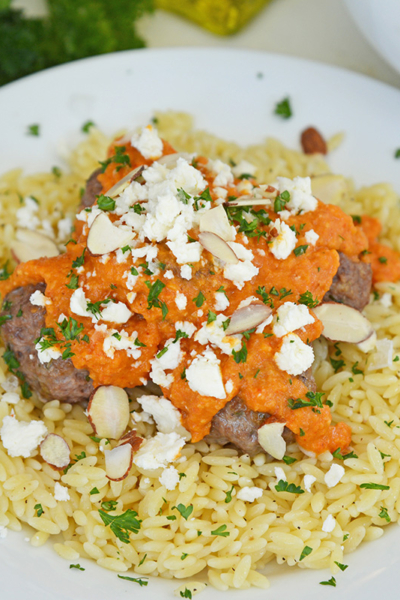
top-left (155, 0), bottom-right (272, 36)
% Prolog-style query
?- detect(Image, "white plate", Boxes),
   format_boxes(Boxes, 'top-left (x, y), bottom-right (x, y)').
top-left (0, 48), bottom-right (400, 600)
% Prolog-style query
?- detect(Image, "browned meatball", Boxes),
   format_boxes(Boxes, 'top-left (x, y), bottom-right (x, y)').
top-left (0, 283), bottom-right (93, 403)
top-left (324, 252), bottom-right (372, 311)
top-left (79, 168), bottom-right (102, 209)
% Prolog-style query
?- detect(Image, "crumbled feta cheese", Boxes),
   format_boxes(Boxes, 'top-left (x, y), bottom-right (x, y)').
top-left (214, 291), bottom-right (230, 312)
top-left (274, 466), bottom-right (287, 482)
top-left (16, 197), bottom-right (40, 230)
top-left (180, 265), bottom-right (192, 280)
top-left (324, 464), bottom-right (345, 488)
top-left (175, 321), bottom-right (196, 338)
top-left (274, 334), bottom-right (314, 376)
top-left (304, 474), bottom-right (317, 492)
top-left (305, 229), bottom-right (319, 246)
top-left (57, 216), bottom-right (73, 241)
top-left (54, 482), bottom-right (70, 502)
top-left (214, 186), bottom-right (228, 200)
top-left (273, 302), bottom-right (315, 338)
top-left (175, 292), bottom-right (187, 310)
top-left (237, 486), bottom-right (263, 502)
top-left (103, 328), bottom-right (142, 360)
top-left (255, 315), bottom-right (273, 334)
top-left (133, 432), bottom-right (186, 470)
top-left (159, 466), bottom-right (180, 490)
top-left (30, 290), bottom-right (50, 307)
top-left (208, 159), bottom-right (234, 187)
top-left (167, 238), bottom-right (202, 265)
top-left (150, 338), bottom-right (182, 389)
top-left (225, 379), bottom-right (234, 394)
top-left (70, 288), bottom-right (91, 318)
top-left (0, 392), bottom-right (20, 405)
top-left (127, 292), bottom-right (137, 304)
top-left (100, 301), bottom-right (132, 324)
top-left (123, 268), bottom-right (139, 291)
top-left (224, 242), bottom-right (259, 290)
top-left (0, 526), bottom-right (7, 540)
top-left (232, 160), bottom-right (257, 178)
top-left (137, 395), bottom-right (185, 435)
top-left (322, 514), bottom-right (336, 533)
top-left (269, 219), bottom-right (297, 260)
top-left (380, 293), bottom-right (392, 308)
top-left (0, 416), bottom-right (47, 458)
top-left (131, 124), bottom-right (163, 160)
top-left (186, 348), bottom-right (226, 399)
top-left (164, 270), bottom-right (174, 279)
top-left (195, 314), bottom-right (241, 355)
top-left (35, 341), bottom-right (62, 364)
top-left (275, 176), bottom-right (318, 214)
top-left (237, 179), bottom-right (253, 194)
top-left (1, 375), bottom-right (19, 393)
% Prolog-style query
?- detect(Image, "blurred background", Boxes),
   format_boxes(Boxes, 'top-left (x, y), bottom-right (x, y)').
top-left (2, 0), bottom-right (400, 89)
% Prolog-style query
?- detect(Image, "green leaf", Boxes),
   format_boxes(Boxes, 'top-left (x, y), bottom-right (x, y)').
top-left (89, 487), bottom-right (100, 495)
top-left (256, 285), bottom-right (274, 308)
top-left (72, 248), bottom-right (86, 269)
top-left (34, 503), bottom-right (44, 517)
top-left (180, 588), bottom-right (192, 599)
top-left (207, 310), bottom-right (217, 324)
top-left (299, 545), bottom-right (312, 561)
top-left (282, 456), bottom-right (297, 465)
top-left (69, 564), bottom-right (85, 571)
top-left (27, 123), bottom-right (40, 136)
top-left (232, 341), bottom-right (247, 364)
top-left (97, 194), bottom-right (116, 211)
top-left (298, 290), bottom-right (319, 308)
top-left (395, 148), bottom-right (400, 159)
top-left (82, 120), bottom-right (95, 133)
top-left (174, 330), bottom-right (189, 344)
top-left (172, 503), bottom-right (193, 521)
top-left (288, 391), bottom-right (324, 410)
top-left (0, 314), bottom-right (12, 327)
top-left (117, 575), bottom-right (148, 586)
top-left (192, 291), bottom-right (205, 308)
top-left (138, 553), bottom-right (147, 566)
top-left (320, 577), bottom-right (336, 587)
top-left (294, 245), bottom-right (308, 257)
top-left (360, 483), bottom-right (390, 490)
top-left (274, 97), bottom-right (292, 119)
top-left (332, 448), bottom-right (358, 460)
top-left (224, 485), bottom-right (234, 503)
top-left (330, 357), bottom-right (345, 373)
top-left (66, 273), bottom-right (79, 290)
top-left (99, 508), bottom-right (142, 543)
top-left (275, 480), bottom-right (304, 494)
top-left (274, 190), bottom-right (290, 212)
top-left (378, 506), bottom-right (391, 522)
top-left (146, 279), bottom-right (166, 311)
top-left (101, 500), bottom-right (118, 512)
top-left (0, 261), bottom-right (12, 281)
top-left (211, 524), bottom-right (230, 537)
top-left (378, 256), bottom-right (388, 264)
top-left (334, 561), bottom-right (348, 571)
top-left (177, 188), bottom-right (191, 204)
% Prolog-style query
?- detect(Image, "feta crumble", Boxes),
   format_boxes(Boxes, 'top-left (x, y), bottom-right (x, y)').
top-left (159, 466), bottom-right (180, 490)
top-left (214, 291), bottom-right (230, 312)
top-left (232, 160), bottom-right (257, 178)
top-left (175, 292), bottom-right (187, 310)
top-left (224, 242), bottom-right (259, 290)
top-left (137, 395), bottom-right (187, 436)
top-left (269, 219), bottom-right (297, 260)
top-left (54, 482), bottom-right (70, 502)
top-left (30, 290), bottom-right (50, 307)
top-left (180, 265), bottom-right (192, 280)
top-left (324, 464), bottom-right (345, 488)
top-left (304, 474), bottom-right (317, 493)
top-left (305, 229), bottom-right (319, 246)
top-left (0, 392), bottom-right (20, 405)
top-left (175, 321), bottom-right (196, 338)
top-left (131, 124), bottom-right (163, 160)
top-left (274, 466), bottom-right (287, 482)
top-left (195, 314), bottom-right (241, 355)
top-left (275, 176), bottom-right (318, 214)
top-left (35, 341), bottom-right (62, 365)
top-left (150, 338), bottom-right (182, 389)
top-left (322, 514), bottom-right (336, 533)
top-left (274, 334), bottom-right (314, 376)
top-left (133, 432), bottom-right (186, 470)
top-left (273, 302), bottom-right (315, 338)
top-left (0, 416), bottom-right (47, 458)
top-left (237, 486), bottom-right (263, 502)
top-left (186, 348), bottom-right (226, 399)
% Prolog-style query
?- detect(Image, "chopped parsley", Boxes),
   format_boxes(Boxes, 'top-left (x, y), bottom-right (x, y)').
top-left (275, 480), bottom-right (304, 494)
top-left (177, 188), bottom-right (191, 204)
top-left (89, 487), bottom-right (100, 495)
top-left (378, 256), bottom-right (388, 264)
top-left (156, 347), bottom-right (168, 359)
top-left (288, 391), bottom-right (324, 410)
top-left (66, 273), bottom-right (79, 290)
top-left (82, 120), bottom-right (95, 133)
top-left (210, 524), bottom-right (230, 537)
top-left (224, 485), bottom-right (235, 503)
top-left (138, 554), bottom-right (147, 566)
top-left (172, 504), bottom-right (193, 520)
top-left (193, 291), bottom-right (205, 308)
top-left (274, 190), bottom-right (290, 212)
top-left (98, 508), bottom-right (141, 543)
top-left (334, 561), bottom-right (348, 571)
top-left (27, 123), bottom-right (40, 136)
top-left (298, 290), bottom-right (319, 308)
top-left (72, 248), bottom-right (86, 269)
top-left (332, 448), bottom-right (358, 460)
top-left (299, 546), bottom-right (312, 561)
top-left (378, 506), bottom-right (390, 522)
top-left (99, 145), bottom-right (131, 173)
top-left (293, 245), bottom-right (308, 257)
top-left (222, 318), bottom-right (231, 331)
top-left (207, 310), bottom-right (217, 324)
top-left (181, 553), bottom-right (188, 560)
top-left (274, 97), bottom-right (292, 119)
top-left (34, 503), bottom-right (44, 517)
top-left (180, 588), bottom-right (192, 599)
top-left (282, 456), bottom-right (297, 465)
top-left (145, 279), bottom-right (167, 319)
top-left (232, 341), bottom-right (247, 364)
top-left (320, 577), bottom-right (336, 587)
top-left (69, 564), bottom-right (85, 571)
top-left (117, 575), bottom-right (148, 586)
top-left (3, 346), bottom-right (32, 398)
top-left (0, 314), bottom-right (12, 327)
top-left (351, 215), bottom-right (361, 224)
top-left (0, 261), bottom-right (12, 281)
top-left (395, 148), bottom-right (400, 159)
top-left (52, 166), bottom-right (62, 178)
top-left (360, 483), bottom-right (390, 490)
top-left (351, 361), bottom-right (363, 375)
top-left (330, 357), bottom-right (345, 373)
top-left (174, 330), bottom-right (188, 343)
top-left (97, 194), bottom-right (116, 211)
top-left (100, 500), bottom-right (118, 512)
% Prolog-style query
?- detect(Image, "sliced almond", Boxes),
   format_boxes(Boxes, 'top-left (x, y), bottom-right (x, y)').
top-left (227, 198), bottom-right (273, 207)
top-left (225, 303), bottom-right (273, 335)
top-left (357, 330), bottom-right (377, 353)
top-left (105, 443), bottom-right (133, 481)
top-left (119, 429), bottom-right (143, 452)
top-left (87, 213), bottom-right (135, 256)
top-left (157, 152), bottom-right (193, 168)
top-left (105, 165), bottom-right (145, 198)
top-left (258, 422), bottom-right (286, 460)
top-left (11, 229), bottom-right (59, 263)
top-left (40, 434), bottom-right (70, 469)
top-left (199, 205), bottom-right (234, 241)
top-left (198, 231), bottom-right (239, 264)
top-left (87, 385), bottom-right (130, 440)
top-left (313, 302), bottom-right (374, 344)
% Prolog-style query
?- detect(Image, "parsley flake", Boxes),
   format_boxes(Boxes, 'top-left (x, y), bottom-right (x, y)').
top-left (274, 97), bottom-right (292, 119)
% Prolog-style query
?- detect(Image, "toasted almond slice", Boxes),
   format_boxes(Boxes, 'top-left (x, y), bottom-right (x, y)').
top-left (119, 429), bottom-right (143, 451)
top-left (227, 198), bottom-right (273, 207)
top-left (313, 302), bottom-right (374, 343)
top-left (199, 205), bottom-right (234, 241)
top-left (105, 166), bottom-right (145, 198)
top-left (225, 303), bottom-right (273, 335)
top-left (198, 231), bottom-right (239, 264)
top-left (357, 330), bottom-right (377, 353)
top-left (258, 422), bottom-right (286, 460)
top-left (87, 213), bottom-right (135, 256)
top-left (87, 385), bottom-right (130, 440)
top-left (40, 434), bottom-right (70, 469)
top-left (157, 152), bottom-right (193, 168)
top-left (11, 229), bottom-right (59, 263)
top-left (105, 443), bottom-right (133, 481)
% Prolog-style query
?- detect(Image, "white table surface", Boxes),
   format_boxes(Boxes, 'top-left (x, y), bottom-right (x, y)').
top-left (14, 0), bottom-right (400, 90)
